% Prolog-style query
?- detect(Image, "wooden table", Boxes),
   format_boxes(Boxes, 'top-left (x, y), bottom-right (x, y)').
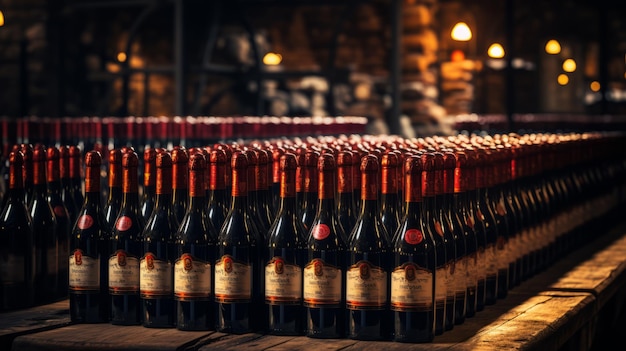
top-left (5, 221), bottom-right (626, 351)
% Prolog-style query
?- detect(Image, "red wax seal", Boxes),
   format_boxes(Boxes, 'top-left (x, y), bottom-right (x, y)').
top-left (312, 224), bottom-right (330, 240)
top-left (405, 228), bottom-right (423, 245)
top-left (115, 215), bottom-right (133, 231)
top-left (77, 214), bottom-right (93, 230)
top-left (54, 206), bottom-right (66, 217)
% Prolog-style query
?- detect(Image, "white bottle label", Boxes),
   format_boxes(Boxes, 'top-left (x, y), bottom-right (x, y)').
top-left (173, 253), bottom-right (210, 299)
top-left (69, 250), bottom-right (99, 290)
top-left (390, 262), bottom-right (433, 311)
top-left (108, 250), bottom-right (140, 294)
top-left (265, 257), bottom-right (302, 303)
top-left (435, 266), bottom-right (447, 301)
top-left (214, 255), bottom-right (251, 302)
top-left (140, 252), bottom-right (173, 298)
top-left (346, 260), bottom-right (387, 309)
top-left (303, 258), bottom-right (342, 306)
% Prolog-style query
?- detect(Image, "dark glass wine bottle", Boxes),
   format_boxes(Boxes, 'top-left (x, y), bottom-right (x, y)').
top-left (304, 153), bottom-right (346, 339)
top-left (420, 152), bottom-right (447, 335)
top-left (0, 150), bottom-right (35, 310)
top-left (140, 147), bottom-right (157, 223)
top-left (30, 144), bottom-right (59, 305)
top-left (69, 146), bottom-right (85, 213)
top-left (380, 152), bottom-right (400, 241)
top-left (216, 150), bottom-right (262, 333)
top-left (346, 154), bottom-right (390, 340)
top-left (20, 144), bottom-right (34, 206)
top-left (59, 145), bottom-right (79, 226)
top-left (46, 146), bottom-right (71, 300)
top-left (391, 154), bottom-right (435, 343)
top-left (265, 152), bottom-right (306, 335)
top-left (336, 150), bottom-right (356, 241)
top-left (488, 145), bottom-right (511, 300)
top-left (171, 146), bottom-right (189, 227)
top-left (246, 148), bottom-right (271, 235)
top-left (270, 147), bottom-right (285, 216)
top-left (256, 148), bottom-right (275, 229)
top-left (141, 149), bottom-right (176, 328)
top-left (109, 150), bottom-right (144, 325)
top-left (207, 148), bottom-right (229, 233)
top-left (69, 150), bottom-right (109, 323)
top-left (174, 152), bottom-right (217, 331)
top-left (103, 149), bottom-right (123, 236)
top-left (299, 150), bottom-right (320, 233)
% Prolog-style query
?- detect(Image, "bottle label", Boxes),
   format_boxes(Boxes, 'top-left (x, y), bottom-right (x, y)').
top-left (53, 205), bottom-right (67, 218)
top-left (455, 256), bottom-right (468, 294)
top-left (108, 250), bottom-right (140, 294)
top-left (265, 257), bottom-right (302, 303)
top-left (115, 215), bottom-right (133, 231)
top-left (141, 252), bottom-right (174, 298)
top-left (446, 261), bottom-right (456, 298)
top-left (390, 262), bottom-right (433, 311)
top-left (303, 258), bottom-right (342, 306)
top-left (476, 246), bottom-right (487, 280)
top-left (0, 254), bottom-right (25, 283)
top-left (404, 228), bottom-right (423, 245)
top-left (496, 236), bottom-right (509, 269)
top-left (69, 250), bottom-right (99, 290)
top-left (173, 253), bottom-right (210, 299)
top-left (435, 266), bottom-right (447, 301)
top-left (311, 224), bottom-right (330, 241)
top-left (467, 251), bottom-right (478, 285)
top-left (346, 260), bottom-right (387, 309)
top-left (76, 214), bottom-right (94, 230)
top-left (214, 255), bottom-right (252, 302)
top-left (485, 243), bottom-right (498, 275)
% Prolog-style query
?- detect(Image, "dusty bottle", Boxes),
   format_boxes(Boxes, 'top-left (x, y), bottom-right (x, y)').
top-left (265, 152), bottom-right (306, 335)
top-left (69, 150), bottom-right (109, 323)
top-left (0, 151), bottom-right (35, 310)
top-left (391, 155), bottom-right (435, 343)
top-left (304, 153), bottom-right (346, 339)
top-left (216, 151), bottom-right (262, 333)
top-left (346, 154), bottom-right (391, 340)
top-left (30, 144), bottom-right (59, 305)
top-left (174, 152), bottom-right (217, 331)
top-left (46, 146), bottom-right (71, 300)
top-left (109, 150), bottom-right (144, 325)
top-left (141, 149), bottom-right (176, 328)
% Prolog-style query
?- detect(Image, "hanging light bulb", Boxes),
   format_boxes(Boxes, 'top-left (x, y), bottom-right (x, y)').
top-left (451, 22), bottom-right (472, 41)
top-left (545, 39), bottom-right (561, 55)
top-left (487, 43), bottom-right (505, 59)
top-left (0, 10), bottom-right (5, 27)
top-left (557, 74), bottom-right (569, 85)
top-left (562, 58), bottom-right (576, 72)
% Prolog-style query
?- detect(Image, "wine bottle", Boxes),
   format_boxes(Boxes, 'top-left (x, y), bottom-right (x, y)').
top-left (299, 150), bottom-right (319, 233)
top-left (256, 148), bottom-right (275, 229)
top-left (380, 152), bottom-right (400, 241)
top-left (171, 146), bottom-right (189, 227)
top-left (246, 148), bottom-right (271, 235)
top-left (265, 152), bottom-right (306, 335)
top-left (69, 146), bottom-right (85, 213)
top-left (141, 149), bottom-right (176, 328)
top-left (0, 150), bottom-right (35, 310)
top-left (109, 149), bottom-right (144, 325)
top-left (304, 153), bottom-right (346, 339)
top-left (59, 145), bottom-right (79, 225)
top-left (69, 150), bottom-right (109, 323)
top-left (270, 147), bottom-right (285, 216)
top-left (30, 144), bottom-right (59, 305)
top-left (174, 152), bottom-right (217, 331)
top-left (346, 154), bottom-right (391, 340)
top-left (20, 144), bottom-right (34, 206)
top-left (207, 148), bottom-right (229, 233)
top-left (391, 154), bottom-right (435, 343)
top-left (140, 147), bottom-right (157, 223)
top-left (420, 152), bottom-right (447, 335)
top-left (103, 149), bottom-right (123, 235)
top-left (216, 150), bottom-right (262, 333)
top-left (336, 150), bottom-right (356, 241)
top-left (46, 146), bottom-right (72, 300)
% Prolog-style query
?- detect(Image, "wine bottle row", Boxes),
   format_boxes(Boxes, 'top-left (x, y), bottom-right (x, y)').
top-left (1, 131), bottom-right (625, 343)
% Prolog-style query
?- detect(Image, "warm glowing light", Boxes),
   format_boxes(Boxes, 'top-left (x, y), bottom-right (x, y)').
top-left (562, 58), bottom-right (576, 72)
top-left (451, 49), bottom-right (465, 62)
top-left (487, 43), bottom-right (505, 59)
top-left (451, 22), bottom-right (472, 41)
top-left (545, 39), bottom-right (561, 54)
top-left (117, 52), bottom-right (127, 63)
top-left (263, 52), bottom-right (282, 66)
top-left (590, 81), bottom-right (601, 92)
top-left (0, 10), bottom-right (5, 27)
top-left (557, 74), bottom-right (569, 85)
